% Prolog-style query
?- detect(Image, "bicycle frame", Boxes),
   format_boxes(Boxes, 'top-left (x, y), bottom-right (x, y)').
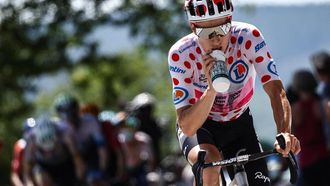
top-left (192, 134), bottom-right (298, 186)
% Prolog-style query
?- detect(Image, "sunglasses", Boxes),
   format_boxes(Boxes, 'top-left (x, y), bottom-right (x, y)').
top-left (195, 22), bottom-right (231, 39)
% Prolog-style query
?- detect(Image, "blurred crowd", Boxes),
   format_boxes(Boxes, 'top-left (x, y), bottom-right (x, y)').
top-left (285, 50), bottom-right (330, 186)
top-left (8, 50), bottom-right (330, 186)
top-left (9, 92), bottom-right (190, 186)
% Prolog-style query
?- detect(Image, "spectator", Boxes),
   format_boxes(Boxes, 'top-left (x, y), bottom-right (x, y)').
top-left (290, 69), bottom-right (330, 186)
top-left (11, 118), bottom-right (36, 186)
top-left (54, 94), bottom-right (108, 186)
top-left (23, 116), bottom-right (85, 186)
top-left (116, 111), bottom-right (155, 186)
top-left (129, 92), bottom-right (162, 168)
top-left (311, 50), bottom-right (330, 149)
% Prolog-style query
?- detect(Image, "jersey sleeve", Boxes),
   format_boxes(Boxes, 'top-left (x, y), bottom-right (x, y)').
top-left (241, 24), bottom-right (280, 85)
top-left (168, 47), bottom-right (195, 109)
top-left (11, 140), bottom-right (25, 174)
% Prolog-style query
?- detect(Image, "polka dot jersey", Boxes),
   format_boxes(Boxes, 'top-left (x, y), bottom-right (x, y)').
top-left (168, 21), bottom-right (280, 122)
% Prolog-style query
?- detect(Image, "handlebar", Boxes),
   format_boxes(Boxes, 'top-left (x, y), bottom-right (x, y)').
top-left (275, 134), bottom-right (299, 184)
top-left (192, 134), bottom-right (298, 186)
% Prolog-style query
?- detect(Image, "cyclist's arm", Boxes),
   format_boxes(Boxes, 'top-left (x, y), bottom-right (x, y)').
top-left (11, 173), bottom-right (24, 186)
top-left (263, 80), bottom-right (300, 155)
top-left (11, 141), bottom-right (25, 186)
top-left (263, 80), bottom-right (291, 133)
top-left (177, 87), bottom-right (217, 137)
top-left (176, 50), bottom-right (217, 137)
top-left (23, 162), bottom-right (34, 186)
top-left (23, 140), bottom-right (36, 186)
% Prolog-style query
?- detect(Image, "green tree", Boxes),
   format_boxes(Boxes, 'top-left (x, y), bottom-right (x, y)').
top-left (0, 0), bottom-right (188, 184)
top-left (110, 0), bottom-right (190, 52)
top-left (0, 0), bottom-right (120, 183)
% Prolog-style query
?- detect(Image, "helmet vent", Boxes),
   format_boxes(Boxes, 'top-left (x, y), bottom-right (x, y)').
top-left (196, 4), bottom-right (206, 16)
top-left (225, 0), bottom-right (231, 11)
top-left (216, 2), bottom-right (223, 13)
top-left (206, 0), bottom-right (215, 15)
top-left (185, 0), bottom-right (232, 22)
top-left (188, 0), bottom-right (196, 16)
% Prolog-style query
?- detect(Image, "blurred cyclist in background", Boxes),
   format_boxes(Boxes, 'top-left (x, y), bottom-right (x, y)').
top-left (23, 116), bottom-right (85, 186)
top-left (98, 110), bottom-right (126, 185)
top-left (116, 111), bottom-right (155, 186)
top-left (11, 118), bottom-right (36, 186)
top-left (81, 103), bottom-right (126, 185)
top-left (54, 94), bottom-right (108, 186)
top-left (129, 92), bottom-right (163, 168)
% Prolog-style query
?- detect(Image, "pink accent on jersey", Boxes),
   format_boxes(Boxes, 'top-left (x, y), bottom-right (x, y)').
top-left (168, 21), bottom-right (280, 122)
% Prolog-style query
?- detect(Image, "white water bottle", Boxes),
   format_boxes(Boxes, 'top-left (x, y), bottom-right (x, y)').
top-left (210, 50), bottom-right (230, 93)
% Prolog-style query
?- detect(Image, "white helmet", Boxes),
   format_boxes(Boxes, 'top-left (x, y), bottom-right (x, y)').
top-left (130, 92), bottom-right (155, 111)
top-left (185, 0), bottom-right (233, 22)
top-left (33, 117), bottom-right (58, 151)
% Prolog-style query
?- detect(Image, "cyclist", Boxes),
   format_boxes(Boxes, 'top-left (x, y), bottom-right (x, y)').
top-left (98, 110), bottom-right (126, 185)
top-left (23, 116), bottom-right (85, 186)
top-left (11, 118), bottom-right (36, 186)
top-left (167, 0), bottom-right (301, 185)
top-left (116, 111), bottom-right (155, 186)
top-left (129, 92), bottom-right (163, 168)
top-left (54, 94), bottom-right (108, 186)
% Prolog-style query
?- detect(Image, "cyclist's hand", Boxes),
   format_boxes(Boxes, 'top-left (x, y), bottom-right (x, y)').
top-left (274, 133), bottom-right (301, 157)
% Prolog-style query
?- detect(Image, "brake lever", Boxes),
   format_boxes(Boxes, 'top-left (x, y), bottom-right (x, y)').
top-left (276, 134), bottom-right (299, 184)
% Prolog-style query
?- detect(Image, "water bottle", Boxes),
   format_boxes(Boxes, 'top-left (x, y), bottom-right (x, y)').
top-left (210, 50), bottom-right (230, 93)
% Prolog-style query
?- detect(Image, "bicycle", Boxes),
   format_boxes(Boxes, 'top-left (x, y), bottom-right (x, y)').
top-left (192, 134), bottom-right (298, 186)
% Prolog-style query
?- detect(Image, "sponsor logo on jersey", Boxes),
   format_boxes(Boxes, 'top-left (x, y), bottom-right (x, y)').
top-left (199, 74), bottom-right (207, 83)
top-left (193, 82), bottom-right (208, 90)
top-left (214, 96), bottom-right (226, 108)
top-left (179, 41), bottom-right (197, 53)
top-left (169, 66), bottom-right (186, 74)
top-left (227, 90), bottom-right (242, 110)
top-left (255, 41), bottom-right (266, 53)
top-left (229, 60), bottom-right (249, 83)
top-left (173, 87), bottom-right (189, 105)
top-left (233, 28), bottom-right (249, 34)
top-left (267, 61), bottom-right (278, 76)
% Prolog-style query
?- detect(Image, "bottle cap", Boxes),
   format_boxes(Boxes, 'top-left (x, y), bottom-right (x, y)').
top-left (212, 77), bottom-right (230, 92)
top-left (211, 50), bottom-right (226, 61)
